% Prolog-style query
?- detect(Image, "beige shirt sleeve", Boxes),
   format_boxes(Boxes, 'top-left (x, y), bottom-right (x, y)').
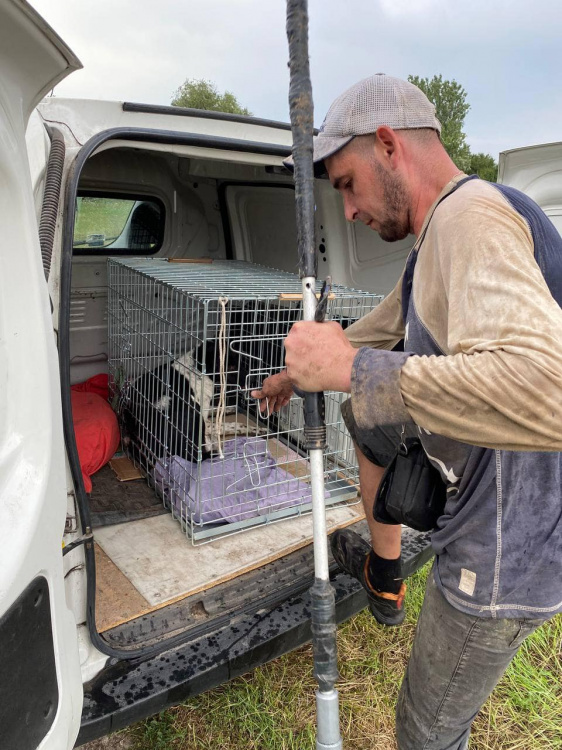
top-left (400, 183), bottom-right (562, 451)
top-left (344, 270), bottom-right (405, 351)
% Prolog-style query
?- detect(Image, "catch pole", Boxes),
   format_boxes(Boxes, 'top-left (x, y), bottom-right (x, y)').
top-left (286, 2), bottom-right (343, 748)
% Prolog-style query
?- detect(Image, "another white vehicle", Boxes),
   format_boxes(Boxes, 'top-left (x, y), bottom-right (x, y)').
top-left (1, 2), bottom-right (558, 748)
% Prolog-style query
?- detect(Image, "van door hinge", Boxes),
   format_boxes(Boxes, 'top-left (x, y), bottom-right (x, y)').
top-left (62, 528), bottom-right (93, 556)
top-left (65, 514), bottom-right (78, 533)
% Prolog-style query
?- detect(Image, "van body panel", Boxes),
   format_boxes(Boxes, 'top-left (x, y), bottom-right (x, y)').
top-left (38, 98), bottom-right (294, 151)
top-left (0, 0), bottom-right (81, 123)
top-left (498, 142), bottom-right (562, 236)
top-left (0, 2), bottom-right (83, 748)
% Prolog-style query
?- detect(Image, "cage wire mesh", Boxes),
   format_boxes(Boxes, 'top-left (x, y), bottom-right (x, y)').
top-left (107, 258), bottom-right (382, 544)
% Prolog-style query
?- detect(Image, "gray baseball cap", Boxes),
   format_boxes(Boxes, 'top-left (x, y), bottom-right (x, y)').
top-left (285, 73), bottom-right (441, 176)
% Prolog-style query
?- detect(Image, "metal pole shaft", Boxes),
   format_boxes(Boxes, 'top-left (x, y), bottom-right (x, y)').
top-left (286, 3), bottom-right (343, 748)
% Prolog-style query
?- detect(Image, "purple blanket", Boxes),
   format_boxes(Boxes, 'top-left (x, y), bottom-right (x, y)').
top-left (154, 437), bottom-right (326, 526)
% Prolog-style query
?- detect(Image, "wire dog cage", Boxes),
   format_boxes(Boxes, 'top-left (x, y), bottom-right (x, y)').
top-left (107, 258), bottom-right (382, 544)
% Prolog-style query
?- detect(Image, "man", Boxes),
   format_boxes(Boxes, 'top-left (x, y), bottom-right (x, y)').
top-left (252, 74), bottom-right (562, 749)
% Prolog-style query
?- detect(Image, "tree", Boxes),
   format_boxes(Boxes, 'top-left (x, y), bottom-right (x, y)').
top-left (172, 78), bottom-right (252, 116)
top-left (408, 74), bottom-right (498, 180)
top-left (408, 74), bottom-right (472, 172)
top-left (467, 152), bottom-right (498, 182)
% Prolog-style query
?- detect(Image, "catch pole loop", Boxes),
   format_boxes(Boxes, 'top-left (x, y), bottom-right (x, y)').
top-left (286, 2), bottom-right (343, 749)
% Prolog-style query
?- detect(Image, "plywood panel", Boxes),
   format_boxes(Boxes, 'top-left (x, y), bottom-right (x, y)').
top-left (94, 544), bottom-right (151, 631)
top-left (95, 501), bottom-right (364, 615)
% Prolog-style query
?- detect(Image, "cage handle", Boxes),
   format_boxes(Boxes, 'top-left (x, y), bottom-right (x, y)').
top-left (278, 292), bottom-right (335, 301)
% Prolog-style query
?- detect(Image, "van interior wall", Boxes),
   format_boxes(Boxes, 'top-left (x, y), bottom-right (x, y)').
top-left (69, 146), bottom-right (296, 384)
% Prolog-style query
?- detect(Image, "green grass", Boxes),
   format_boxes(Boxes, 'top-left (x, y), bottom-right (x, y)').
top-left (119, 564), bottom-right (561, 749)
top-left (74, 197), bottom-right (134, 247)
top-left (476, 617), bottom-right (562, 748)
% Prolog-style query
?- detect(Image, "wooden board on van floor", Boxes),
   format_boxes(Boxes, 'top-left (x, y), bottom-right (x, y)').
top-left (94, 545), bottom-right (150, 632)
top-left (94, 500), bottom-right (364, 632)
top-left (109, 455), bottom-right (143, 482)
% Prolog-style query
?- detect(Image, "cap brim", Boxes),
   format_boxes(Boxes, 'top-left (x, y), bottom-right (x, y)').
top-left (283, 134), bottom-right (354, 177)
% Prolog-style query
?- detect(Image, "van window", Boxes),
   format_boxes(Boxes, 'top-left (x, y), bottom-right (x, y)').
top-left (73, 194), bottom-right (165, 255)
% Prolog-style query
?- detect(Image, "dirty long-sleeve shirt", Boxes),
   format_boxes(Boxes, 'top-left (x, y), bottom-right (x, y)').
top-left (345, 175), bottom-right (562, 618)
top-left (345, 175), bottom-right (562, 452)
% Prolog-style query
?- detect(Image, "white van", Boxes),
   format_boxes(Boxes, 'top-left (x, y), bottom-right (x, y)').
top-left (1, 2), bottom-right (558, 748)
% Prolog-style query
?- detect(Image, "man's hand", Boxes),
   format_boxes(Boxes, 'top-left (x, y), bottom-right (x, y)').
top-left (251, 371), bottom-right (294, 413)
top-left (284, 321), bottom-right (357, 393)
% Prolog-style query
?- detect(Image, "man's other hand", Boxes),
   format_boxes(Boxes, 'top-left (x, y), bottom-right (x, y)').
top-left (251, 371), bottom-right (294, 413)
top-left (285, 321), bottom-right (357, 393)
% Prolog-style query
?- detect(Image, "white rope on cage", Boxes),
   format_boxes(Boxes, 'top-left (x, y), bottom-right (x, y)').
top-left (216, 296), bottom-right (229, 459)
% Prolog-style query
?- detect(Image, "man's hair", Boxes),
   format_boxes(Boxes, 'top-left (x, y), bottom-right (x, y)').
top-left (402, 128), bottom-right (441, 146)
top-left (350, 133), bottom-right (376, 155)
top-left (351, 128), bottom-right (440, 156)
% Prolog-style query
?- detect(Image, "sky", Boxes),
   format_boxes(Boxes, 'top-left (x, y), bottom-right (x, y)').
top-left (33, 0), bottom-right (562, 159)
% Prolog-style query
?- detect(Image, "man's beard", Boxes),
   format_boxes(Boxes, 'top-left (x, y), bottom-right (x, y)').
top-left (373, 161), bottom-right (410, 242)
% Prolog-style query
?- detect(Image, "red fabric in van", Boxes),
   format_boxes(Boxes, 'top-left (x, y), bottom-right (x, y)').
top-left (70, 373), bottom-right (110, 400)
top-left (70, 377), bottom-right (119, 493)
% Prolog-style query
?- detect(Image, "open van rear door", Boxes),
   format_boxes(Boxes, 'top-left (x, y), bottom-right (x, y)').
top-left (499, 142), bottom-right (562, 236)
top-left (0, 2), bottom-right (84, 748)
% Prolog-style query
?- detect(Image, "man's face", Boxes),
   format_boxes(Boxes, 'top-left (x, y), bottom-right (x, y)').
top-left (325, 141), bottom-right (410, 242)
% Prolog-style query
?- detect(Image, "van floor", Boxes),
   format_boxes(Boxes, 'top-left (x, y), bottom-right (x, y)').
top-left (89, 464), bottom-right (167, 527)
top-left (92, 468), bottom-right (364, 633)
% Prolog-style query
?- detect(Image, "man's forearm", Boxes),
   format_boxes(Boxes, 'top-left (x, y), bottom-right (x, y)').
top-left (400, 349), bottom-right (562, 451)
top-left (350, 345), bottom-right (562, 452)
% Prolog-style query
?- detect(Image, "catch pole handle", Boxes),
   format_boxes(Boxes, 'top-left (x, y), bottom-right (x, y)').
top-left (301, 277), bottom-right (331, 449)
top-left (286, 5), bottom-right (343, 748)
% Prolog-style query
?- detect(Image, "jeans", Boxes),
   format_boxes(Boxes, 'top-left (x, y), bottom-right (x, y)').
top-left (396, 569), bottom-right (545, 749)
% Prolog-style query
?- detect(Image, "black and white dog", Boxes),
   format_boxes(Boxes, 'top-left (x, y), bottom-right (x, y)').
top-left (119, 303), bottom-right (348, 468)
top-left (120, 336), bottom-right (264, 467)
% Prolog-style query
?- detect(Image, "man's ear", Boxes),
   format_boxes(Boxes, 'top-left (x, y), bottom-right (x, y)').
top-left (375, 126), bottom-right (400, 168)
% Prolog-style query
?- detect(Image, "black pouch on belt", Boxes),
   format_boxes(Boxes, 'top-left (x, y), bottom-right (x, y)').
top-left (373, 438), bottom-right (447, 532)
